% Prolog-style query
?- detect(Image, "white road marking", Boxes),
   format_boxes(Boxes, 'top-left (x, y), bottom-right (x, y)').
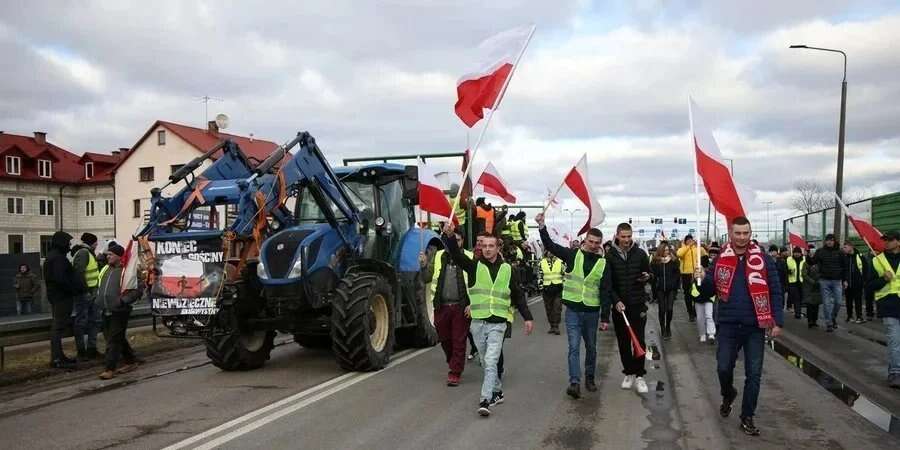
top-left (164, 348), bottom-right (430, 450)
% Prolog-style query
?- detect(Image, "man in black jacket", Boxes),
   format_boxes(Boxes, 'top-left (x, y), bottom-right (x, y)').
top-left (42, 231), bottom-right (87, 369)
top-left (97, 242), bottom-right (143, 379)
top-left (809, 234), bottom-right (848, 332)
top-left (606, 222), bottom-right (652, 394)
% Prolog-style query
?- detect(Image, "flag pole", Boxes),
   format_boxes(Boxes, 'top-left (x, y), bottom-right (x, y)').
top-left (542, 172), bottom-right (569, 215)
top-left (450, 24), bottom-right (537, 217)
top-left (834, 193), bottom-right (875, 253)
top-left (688, 98), bottom-right (703, 285)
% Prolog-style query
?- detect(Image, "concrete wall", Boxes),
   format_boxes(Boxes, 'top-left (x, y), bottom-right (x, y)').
top-left (114, 125), bottom-right (209, 244)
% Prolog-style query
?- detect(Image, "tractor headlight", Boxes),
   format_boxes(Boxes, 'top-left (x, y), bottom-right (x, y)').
top-left (256, 260), bottom-right (269, 279)
top-left (287, 258), bottom-right (303, 278)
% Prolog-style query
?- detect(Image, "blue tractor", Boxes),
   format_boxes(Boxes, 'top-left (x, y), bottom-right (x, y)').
top-left (139, 132), bottom-right (442, 371)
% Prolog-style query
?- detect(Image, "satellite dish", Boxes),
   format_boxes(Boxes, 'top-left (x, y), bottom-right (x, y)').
top-left (214, 113), bottom-right (230, 130)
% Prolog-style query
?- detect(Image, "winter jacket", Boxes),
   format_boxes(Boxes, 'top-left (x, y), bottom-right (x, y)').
top-left (422, 250), bottom-right (470, 307)
top-left (844, 251), bottom-right (866, 292)
top-left (693, 255), bottom-right (715, 304)
top-left (97, 265), bottom-right (142, 314)
top-left (676, 244), bottom-right (707, 275)
top-left (14, 271), bottom-right (41, 299)
top-left (41, 231), bottom-right (87, 305)
top-left (869, 251), bottom-right (900, 319)
top-left (651, 258), bottom-right (680, 293)
top-left (810, 245), bottom-right (847, 281)
top-left (606, 242), bottom-right (651, 309)
top-left (802, 263), bottom-right (822, 306)
top-left (775, 257), bottom-right (788, 293)
top-left (699, 252), bottom-right (784, 327)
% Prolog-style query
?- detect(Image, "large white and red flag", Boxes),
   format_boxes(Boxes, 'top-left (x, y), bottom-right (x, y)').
top-left (788, 232), bottom-right (810, 251)
top-left (454, 25), bottom-right (534, 128)
top-left (836, 195), bottom-right (885, 253)
top-left (476, 162), bottom-right (517, 203)
top-left (548, 154), bottom-right (606, 235)
top-left (417, 157), bottom-right (454, 222)
top-left (689, 98), bottom-right (746, 225)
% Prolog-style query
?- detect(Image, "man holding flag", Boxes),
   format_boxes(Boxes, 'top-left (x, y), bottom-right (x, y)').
top-left (868, 230), bottom-right (900, 388)
top-left (696, 216), bottom-right (783, 436)
top-left (536, 212), bottom-right (611, 399)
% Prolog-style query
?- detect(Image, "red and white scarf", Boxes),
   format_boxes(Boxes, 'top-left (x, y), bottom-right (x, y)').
top-left (713, 242), bottom-right (775, 328)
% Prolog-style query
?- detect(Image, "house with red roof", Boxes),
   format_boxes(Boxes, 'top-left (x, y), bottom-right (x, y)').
top-left (113, 120), bottom-right (278, 244)
top-left (0, 131), bottom-right (122, 256)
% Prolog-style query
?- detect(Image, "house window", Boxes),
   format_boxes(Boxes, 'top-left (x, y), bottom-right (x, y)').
top-left (85, 200), bottom-right (95, 217)
top-left (171, 164), bottom-right (185, 175)
top-left (139, 167), bottom-right (154, 182)
top-left (5, 156), bottom-right (21, 175)
top-left (105, 199), bottom-right (114, 215)
top-left (8, 235), bottom-right (23, 254)
top-left (40, 235), bottom-right (53, 258)
top-left (7, 197), bottom-right (23, 215)
top-left (39, 199), bottom-right (55, 216)
top-left (85, 162), bottom-right (94, 179)
top-left (133, 199), bottom-right (141, 218)
top-left (158, 130), bottom-right (166, 145)
top-left (38, 159), bottom-right (52, 178)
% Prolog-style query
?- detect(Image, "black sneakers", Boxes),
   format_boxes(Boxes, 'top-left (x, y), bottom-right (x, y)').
top-left (585, 379), bottom-right (597, 392)
top-left (478, 400), bottom-right (491, 416)
top-left (50, 358), bottom-right (76, 369)
top-left (740, 416), bottom-right (760, 436)
top-left (490, 391), bottom-right (504, 406)
top-left (566, 383), bottom-right (581, 399)
top-left (720, 387), bottom-right (737, 417)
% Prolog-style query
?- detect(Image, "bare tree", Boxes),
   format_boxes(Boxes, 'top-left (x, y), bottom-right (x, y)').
top-left (791, 179), bottom-right (832, 213)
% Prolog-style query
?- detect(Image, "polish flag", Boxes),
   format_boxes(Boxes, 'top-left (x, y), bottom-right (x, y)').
top-left (417, 157), bottom-right (454, 221)
top-left (476, 162), bottom-right (517, 203)
top-left (563, 154), bottom-right (605, 235)
top-left (788, 232), bottom-right (810, 252)
top-left (454, 25), bottom-right (534, 128)
top-left (545, 187), bottom-right (560, 209)
top-left (836, 195), bottom-right (885, 252)
top-left (121, 239), bottom-right (141, 292)
top-left (689, 98), bottom-right (746, 225)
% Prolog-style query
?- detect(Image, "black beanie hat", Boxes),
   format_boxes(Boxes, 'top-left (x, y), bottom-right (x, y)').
top-left (81, 232), bottom-right (98, 246)
top-left (107, 242), bottom-right (125, 257)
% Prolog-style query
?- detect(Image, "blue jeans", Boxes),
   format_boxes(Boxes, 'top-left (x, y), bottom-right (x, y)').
top-left (884, 317), bottom-right (900, 377)
top-left (470, 320), bottom-right (507, 402)
top-left (73, 292), bottom-right (100, 353)
top-left (820, 280), bottom-right (843, 326)
top-left (564, 307), bottom-right (599, 384)
top-left (717, 323), bottom-right (765, 419)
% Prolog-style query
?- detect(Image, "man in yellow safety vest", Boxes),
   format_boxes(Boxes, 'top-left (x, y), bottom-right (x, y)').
top-left (786, 246), bottom-right (806, 320)
top-left (442, 223), bottom-right (533, 417)
top-left (72, 232), bottom-right (102, 360)
top-left (540, 251), bottom-right (565, 334)
top-left (868, 230), bottom-right (900, 388)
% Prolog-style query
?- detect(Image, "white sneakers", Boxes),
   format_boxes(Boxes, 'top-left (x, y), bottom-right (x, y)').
top-left (622, 375), bottom-right (649, 394)
top-left (700, 335), bottom-right (707, 343)
top-left (635, 377), bottom-right (649, 394)
top-left (621, 375), bottom-right (635, 389)
top-left (707, 334), bottom-right (716, 343)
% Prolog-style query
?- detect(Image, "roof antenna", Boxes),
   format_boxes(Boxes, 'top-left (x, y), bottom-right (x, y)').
top-left (197, 95), bottom-right (223, 124)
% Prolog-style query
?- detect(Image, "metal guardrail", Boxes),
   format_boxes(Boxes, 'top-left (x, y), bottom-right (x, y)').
top-left (0, 306), bottom-right (152, 369)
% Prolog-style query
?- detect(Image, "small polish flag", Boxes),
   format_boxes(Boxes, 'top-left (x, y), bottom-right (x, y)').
top-left (476, 162), bottom-right (517, 203)
top-left (417, 157), bottom-right (454, 222)
top-left (562, 154), bottom-right (605, 235)
top-left (454, 25), bottom-right (534, 128)
top-left (836, 195), bottom-right (885, 253)
top-left (788, 232), bottom-right (810, 252)
top-left (689, 98), bottom-right (746, 226)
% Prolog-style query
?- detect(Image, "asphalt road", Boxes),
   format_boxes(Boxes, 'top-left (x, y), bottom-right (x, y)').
top-left (0, 296), bottom-right (897, 450)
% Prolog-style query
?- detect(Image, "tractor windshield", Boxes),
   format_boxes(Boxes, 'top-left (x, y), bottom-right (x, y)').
top-left (293, 181), bottom-right (370, 223)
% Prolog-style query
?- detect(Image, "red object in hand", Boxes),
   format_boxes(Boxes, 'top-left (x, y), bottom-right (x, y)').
top-left (620, 311), bottom-right (646, 358)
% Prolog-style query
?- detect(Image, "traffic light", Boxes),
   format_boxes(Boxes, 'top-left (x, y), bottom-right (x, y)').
top-left (628, 217), bottom-right (632, 224)
top-left (674, 217), bottom-right (678, 223)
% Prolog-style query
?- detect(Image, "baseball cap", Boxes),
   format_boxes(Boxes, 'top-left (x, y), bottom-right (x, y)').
top-left (881, 230), bottom-right (900, 241)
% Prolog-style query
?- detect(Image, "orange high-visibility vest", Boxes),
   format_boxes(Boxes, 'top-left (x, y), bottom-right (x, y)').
top-left (476, 206), bottom-right (495, 234)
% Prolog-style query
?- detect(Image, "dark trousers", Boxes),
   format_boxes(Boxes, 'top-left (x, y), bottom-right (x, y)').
top-left (543, 285), bottom-right (562, 328)
top-left (681, 275), bottom-right (697, 320)
top-left (846, 288), bottom-right (863, 320)
top-left (50, 300), bottom-right (74, 362)
top-left (788, 283), bottom-right (803, 318)
top-left (611, 305), bottom-right (647, 376)
top-left (103, 309), bottom-right (136, 371)
top-left (434, 304), bottom-right (470, 376)
top-left (73, 292), bottom-right (99, 354)
top-left (806, 304), bottom-right (820, 326)
top-left (716, 323), bottom-right (765, 419)
top-left (865, 289), bottom-right (875, 317)
top-left (657, 290), bottom-right (677, 333)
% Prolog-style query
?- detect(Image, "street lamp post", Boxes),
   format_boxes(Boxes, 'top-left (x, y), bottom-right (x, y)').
top-left (764, 201), bottom-right (773, 242)
top-left (563, 208), bottom-right (582, 237)
top-left (789, 44), bottom-right (847, 242)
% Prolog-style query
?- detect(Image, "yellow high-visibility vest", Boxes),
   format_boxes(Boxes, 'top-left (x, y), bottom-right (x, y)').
top-left (540, 258), bottom-right (563, 286)
top-left (84, 251), bottom-right (100, 288)
top-left (786, 257), bottom-right (806, 284)
top-left (429, 249), bottom-right (473, 296)
top-left (562, 251), bottom-right (606, 307)
top-left (468, 262), bottom-right (513, 322)
top-left (871, 253), bottom-right (900, 301)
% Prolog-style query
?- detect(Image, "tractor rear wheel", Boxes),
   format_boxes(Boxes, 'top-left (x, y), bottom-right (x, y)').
top-left (205, 310), bottom-right (275, 371)
top-left (331, 273), bottom-right (395, 371)
top-left (397, 273), bottom-right (438, 348)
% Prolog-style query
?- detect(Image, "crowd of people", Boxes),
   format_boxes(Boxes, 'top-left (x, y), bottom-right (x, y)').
top-left (423, 205), bottom-right (900, 438)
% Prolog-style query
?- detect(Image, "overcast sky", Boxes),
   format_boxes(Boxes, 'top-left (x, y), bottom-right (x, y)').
top-left (3, 0), bottom-right (899, 241)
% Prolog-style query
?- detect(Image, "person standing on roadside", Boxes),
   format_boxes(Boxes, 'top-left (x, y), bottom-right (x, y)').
top-left (809, 234), bottom-right (847, 332)
top-left (13, 264), bottom-right (40, 315)
top-left (97, 243), bottom-right (143, 380)
top-left (677, 235), bottom-right (706, 322)
top-left (423, 229), bottom-right (473, 387)
top-left (843, 242), bottom-right (867, 323)
top-left (696, 217), bottom-right (783, 436)
top-left (536, 213), bottom-right (611, 399)
top-left (539, 251), bottom-right (565, 335)
top-left (802, 262), bottom-right (822, 329)
top-left (651, 243), bottom-right (680, 340)
top-left (786, 247), bottom-right (807, 320)
top-left (771, 245), bottom-right (789, 311)
top-left (607, 222), bottom-right (652, 394)
top-left (43, 231), bottom-right (87, 369)
top-left (72, 232), bottom-right (101, 360)
top-left (443, 225), bottom-right (534, 417)
top-left (868, 230), bottom-right (900, 388)
top-left (694, 253), bottom-right (717, 344)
